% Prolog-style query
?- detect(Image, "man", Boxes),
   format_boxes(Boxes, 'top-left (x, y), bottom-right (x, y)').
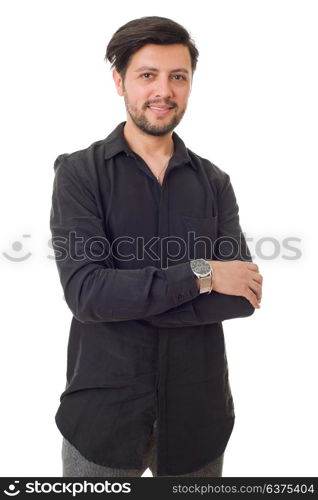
top-left (50, 16), bottom-right (262, 477)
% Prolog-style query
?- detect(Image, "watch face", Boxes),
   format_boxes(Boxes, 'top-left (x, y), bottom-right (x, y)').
top-left (190, 258), bottom-right (211, 277)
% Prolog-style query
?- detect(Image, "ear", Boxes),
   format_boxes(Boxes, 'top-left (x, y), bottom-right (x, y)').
top-left (112, 69), bottom-right (124, 96)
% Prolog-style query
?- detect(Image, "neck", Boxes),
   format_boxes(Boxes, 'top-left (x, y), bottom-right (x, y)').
top-left (123, 118), bottom-right (174, 159)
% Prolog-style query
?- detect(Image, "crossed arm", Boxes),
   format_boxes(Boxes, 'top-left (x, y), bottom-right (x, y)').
top-left (50, 154), bottom-right (261, 325)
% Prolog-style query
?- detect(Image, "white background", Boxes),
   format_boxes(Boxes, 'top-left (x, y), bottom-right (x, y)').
top-left (0, 0), bottom-right (317, 477)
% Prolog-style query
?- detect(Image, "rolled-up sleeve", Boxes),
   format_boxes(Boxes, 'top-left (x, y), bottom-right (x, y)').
top-left (49, 154), bottom-right (199, 324)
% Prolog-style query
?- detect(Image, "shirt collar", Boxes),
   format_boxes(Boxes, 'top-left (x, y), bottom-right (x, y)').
top-left (103, 121), bottom-right (197, 170)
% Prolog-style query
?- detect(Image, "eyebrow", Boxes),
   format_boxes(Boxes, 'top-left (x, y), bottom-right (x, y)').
top-left (134, 66), bottom-right (190, 74)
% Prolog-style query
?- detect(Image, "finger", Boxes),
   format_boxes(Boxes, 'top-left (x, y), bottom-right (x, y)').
top-left (250, 282), bottom-right (262, 302)
top-left (248, 281), bottom-right (262, 302)
top-left (244, 288), bottom-right (260, 309)
top-left (250, 279), bottom-right (262, 300)
top-left (246, 262), bottom-right (259, 272)
top-left (250, 271), bottom-right (263, 285)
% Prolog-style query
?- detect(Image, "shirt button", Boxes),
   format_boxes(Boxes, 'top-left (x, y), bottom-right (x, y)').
top-left (177, 293), bottom-right (184, 301)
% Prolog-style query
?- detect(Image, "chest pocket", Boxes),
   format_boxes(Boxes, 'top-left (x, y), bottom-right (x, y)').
top-left (181, 214), bottom-right (218, 260)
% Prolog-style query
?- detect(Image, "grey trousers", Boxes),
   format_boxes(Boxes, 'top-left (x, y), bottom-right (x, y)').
top-left (62, 420), bottom-right (224, 477)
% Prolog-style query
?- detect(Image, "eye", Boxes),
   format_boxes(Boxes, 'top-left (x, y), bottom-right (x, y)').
top-left (140, 73), bottom-right (153, 79)
top-left (172, 75), bottom-right (186, 81)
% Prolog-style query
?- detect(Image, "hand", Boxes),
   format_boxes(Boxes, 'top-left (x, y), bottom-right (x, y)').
top-left (208, 260), bottom-right (263, 309)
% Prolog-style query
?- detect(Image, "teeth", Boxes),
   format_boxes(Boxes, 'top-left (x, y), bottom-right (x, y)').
top-left (150, 106), bottom-right (169, 110)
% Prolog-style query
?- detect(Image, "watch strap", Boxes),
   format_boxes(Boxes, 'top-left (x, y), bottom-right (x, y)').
top-left (199, 274), bottom-right (213, 294)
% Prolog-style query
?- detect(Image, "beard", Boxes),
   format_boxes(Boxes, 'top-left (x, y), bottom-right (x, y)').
top-left (123, 92), bottom-right (186, 137)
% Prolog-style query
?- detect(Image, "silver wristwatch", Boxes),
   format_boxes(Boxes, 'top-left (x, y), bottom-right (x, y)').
top-left (190, 258), bottom-right (214, 294)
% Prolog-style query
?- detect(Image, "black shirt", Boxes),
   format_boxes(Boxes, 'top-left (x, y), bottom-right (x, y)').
top-left (50, 121), bottom-right (254, 476)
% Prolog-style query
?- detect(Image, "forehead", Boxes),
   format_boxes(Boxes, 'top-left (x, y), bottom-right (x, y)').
top-left (127, 43), bottom-right (192, 72)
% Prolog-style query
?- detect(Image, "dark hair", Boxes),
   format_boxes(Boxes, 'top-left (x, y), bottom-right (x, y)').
top-left (105, 16), bottom-right (199, 80)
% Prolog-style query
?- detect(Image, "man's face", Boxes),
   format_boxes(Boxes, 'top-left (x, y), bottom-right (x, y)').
top-left (113, 43), bottom-right (193, 136)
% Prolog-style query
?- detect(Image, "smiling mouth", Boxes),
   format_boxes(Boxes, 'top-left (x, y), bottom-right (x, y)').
top-left (147, 105), bottom-right (174, 115)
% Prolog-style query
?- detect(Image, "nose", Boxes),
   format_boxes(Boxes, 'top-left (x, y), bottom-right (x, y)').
top-left (153, 75), bottom-right (174, 100)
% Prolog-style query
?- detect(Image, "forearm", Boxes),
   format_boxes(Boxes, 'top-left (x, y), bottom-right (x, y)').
top-left (144, 287), bottom-right (254, 328)
top-left (55, 259), bottom-right (199, 324)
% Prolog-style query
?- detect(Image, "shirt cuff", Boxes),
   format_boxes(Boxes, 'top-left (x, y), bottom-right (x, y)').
top-left (165, 261), bottom-right (200, 307)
